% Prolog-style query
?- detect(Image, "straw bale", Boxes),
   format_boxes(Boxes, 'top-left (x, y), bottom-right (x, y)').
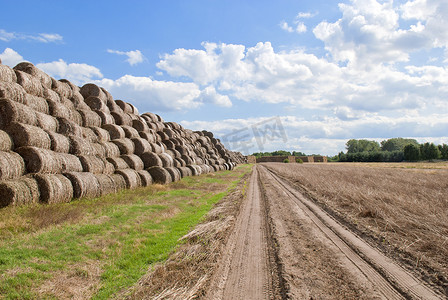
top-left (162, 139), bottom-right (176, 150)
top-left (111, 111), bottom-right (133, 126)
top-left (129, 103), bottom-right (139, 115)
top-left (68, 136), bottom-right (98, 156)
top-left (186, 165), bottom-right (200, 176)
top-left (63, 172), bottom-right (101, 199)
top-left (162, 128), bottom-right (176, 139)
top-left (115, 100), bottom-right (133, 114)
top-left (0, 98), bottom-right (37, 129)
top-left (177, 167), bottom-right (192, 178)
top-left (78, 109), bottom-right (102, 127)
top-left (51, 78), bottom-right (73, 99)
top-left (165, 149), bottom-right (176, 160)
top-left (80, 83), bottom-right (107, 103)
top-left (33, 174), bottom-right (73, 204)
top-left (155, 114), bottom-right (164, 122)
top-left (95, 110), bottom-right (115, 125)
top-left (101, 87), bottom-right (113, 102)
top-left (142, 112), bottom-right (158, 122)
top-left (172, 158), bottom-right (182, 168)
top-left (165, 167), bottom-right (181, 182)
top-left (181, 155), bottom-right (194, 166)
top-left (7, 122), bottom-right (51, 150)
top-left (139, 131), bottom-right (157, 143)
top-left (47, 99), bottom-right (81, 124)
top-left (60, 97), bottom-right (76, 110)
top-left (106, 157), bottom-right (129, 170)
top-left (110, 173), bottom-right (126, 191)
top-left (46, 130), bottom-right (70, 153)
top-left (141, 152), bottom-right (163, 168)
top-left (115, 169), bottom-right (142, 189)
top-left (0, 130), bottom-right (13, 151)
top-left (16, 146), bottom-right (61, 174)
top-left (0, 81), bottom-right (27, 103)
top-left (175, 145), bottom-right (189, 156)
top-left (147, 166), bottom-right (172, 185)
top-left (84, 96), bottom-right (110, 112)
top-left (120, 154), bottom-right (143, 171)
top-left (167, 122), bottom-right (181, 131)
top-left (101, 142), bottom-right (120, 157)
top-left (35, 112), bottom-right (58, 132)
top-left (81, 127), bottom-right (99, 143)
top-left (79, 155), bottom-right (108, 174)
top-left (137, 170), bottom-right (153, 187)
top-left (211, 165), bottom-right (219, 172)
top-left (145, 122), bottom-right (158, 131)
top-left (14, 62), bottom-right (52, 89)
top-left (14, 70), bottom-right (44, 97)
top-left (106, 98), bottom-right (122, 113)
top-left (121, 125), bottom-right (139, 139)
top-left (0, 64), bottom-right (17, 82)
top-left (70, 91), bottom-right (91, 110)
top-left (0, 177), bottom-right (40, 207)
top-left (132, 137), bottom-right (152, 155)
top-left (43, 88), bottom-right (61, 102)
top-left (131, 119), bottom-right (149, 132)
top-left (94, 174), bottom-right (117, 195)
top-left (58, 152), bottom-right (84, 173)
top-left (24, 94), bottom-right (49, 114)
top-left (0, 151), bottom-right (25, 180)
top-left (102, 124), bottom-right (125, 140)
top-left (175, 158), bottom-right (186, 167)
top-left (103, 159), bottom-right (115, 175)
top-left (157, 131), bottom-right (170, 141)
top-left (159, 153), bottom-right (174, 168)
top-left (89, 126), bottom-right (110, 143)
top-left (57, 117), bottom-right (82, 137)
top-left (111, 138), bottom-right (135, 155)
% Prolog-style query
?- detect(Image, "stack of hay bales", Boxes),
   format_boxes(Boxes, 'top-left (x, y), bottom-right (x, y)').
top-left (0, 62), bottom-right (245, 208)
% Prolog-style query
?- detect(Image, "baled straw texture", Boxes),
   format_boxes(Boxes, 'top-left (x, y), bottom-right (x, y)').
top-left (36, 112), bottom-right (59, 132)
top-left (150, 142), bottom-right (164, 154)
top-left (181, 155), bottom-right (194, 166)
top-left (94, 174), bottom-right (118, 195)
top-left (159, 153), bottom-right (174, 168)
top-left (0, 81), bottom-right (27, 103)
top-left (24, 94), bottom-right (49, 114)
top-left (0, 177), bottom-right (40, 207)
top-left (132, 119), bottom-right (150, 132)
top-left (142, 112), bottom-right (158, 122)
top-left (7, 122), bottom-right (51, 150)
top-left (14, 62), bottom-right (52, 89)
top-left (46, 130), bottom-right (70, 153)
top-left (78, 109), bottom-right (102, 127)
top-left (106, 157), bottom-right (129, 170)
top-left (95, 110), bottom-right (115, 125)
top-left (162, 139), bottom-right (176, 150)
top-left (57, 117), bottom-right (83, 137)
top-left (0, 98), bottom-right (37, 129)
top-left (101, 87), bottom-right (113, 102)
top-left (92, 143), bottom-right (106, 158)
top-left (101, 142), bottom-right (121, 157)
top-left (141, 152), bottom-right (163, 169)
top-left (137, 170), bottom-right (153, 187)
top-left (121, 154), bottom-right (144, 171)
top-left (14, 70), bottom-right (44, 97)
top-left (84, 96), bottom-right (110, 112)
top-left (115, 100), bottom-right (133, 114)
top-left (33, 174), bottom-right (73, 204)
top-left (63, 172), bottom-right (101, 199)
top-left (51, 78), bottom-right (73, 99)
top-left (165, 167), bottom-right (181, 182)
top-left (0, 130), bottom-right (13, 151)
top-left (147, 166), bottom-right (172, 185)
top-left (102, 124), bottom-right (125, 140)
top-left (0, 151), bottom-right (26, 180)
top-left (115, 169), bottom-right (142, 189)
top-left (128, 103), bottom-right (139, 115)
top-left (111, 138), bottom-right (135, 155)
top-left (0, 64), bottom-right (18, 82)
top-left (80, 83), bottom-right (107, 103)
top-left (110, 173), bottom-right (127, 191)
top-left (47, 99), bottom-right (82, 125)
top-left (132, 137), bottom-right (152, 155)
top-left (111, 111), bottom-right (133, 126)
top-left (177, 167), bottom-right (193, 178)
top-left (81, 127), bottom-right (99, 143)
top-left (79, 155), bottom-right (110, 174)
top-left (68, 136), bottom-right (98, 156)
top-left (43, 88), bottom-right (61, 103)
top-left (89, 126), bottom-right (110, 143)
top-left (186, 165), bottom-right (201, 176)
top-left (139, 131), bottom-right (157, 143)
top-left (175, 158), bottom-right (186, 167)
top-left (121, 125), bottom-right (140, 139)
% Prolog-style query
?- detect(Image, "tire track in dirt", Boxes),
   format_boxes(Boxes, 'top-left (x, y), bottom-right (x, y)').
top-left (261, 165), bottom-right (443, 300)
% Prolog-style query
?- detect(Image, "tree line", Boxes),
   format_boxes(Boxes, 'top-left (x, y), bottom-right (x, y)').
top-left (251, 150), bottom-right (306, 158)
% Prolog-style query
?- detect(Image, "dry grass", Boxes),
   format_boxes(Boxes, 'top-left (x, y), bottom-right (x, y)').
top-left (264, 162), bottom-right (448, 290)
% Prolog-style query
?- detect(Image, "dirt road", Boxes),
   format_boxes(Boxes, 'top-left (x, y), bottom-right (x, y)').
top-left (207, 165), bottom-right (443, 299)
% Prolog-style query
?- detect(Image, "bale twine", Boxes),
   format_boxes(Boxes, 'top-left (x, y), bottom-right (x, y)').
top-left (63, 172), bottom-right (101, 199)
top-left (0, 151), bottom-right (25, 180)
top-left (121, 125), bottom-right (140, 139)
top-left (137, 170), bottom-right (153, 187)
top-left (111, 138), bottom-right (135, 155)
top-left (121, 154), bottom-right (144, 171)
top-left (115, 169), bottom-right (142, 189)
top-left (101, 142), bottom-right (120, 157)
top-left (84, 96), bottom-right (110, 112)
top-left (0, 177), bottom-right (40, 207)
top-left (95, 110), bottom-right (115, 125)
top-left (110, 173), bottom-right (126, 191)
top-left (111, 111), bottom-right (133, 126)
top-left (139, 131), bottom-right (157, 143)
top-left (94, 174), bottom-right (117, 195)
top-left (16, 146), bottom-right (62, 174)
top-left (68, 136), bottom-right (98, 156)
top-left (141, 152), bottom-right (163, 168)
top-left (0, 98), bottom-right (37, 129)
top-left (0, 130), bottom-right (13, 151)
top-left (147, 166), bottom-right (172, 185)
top-left (89, 126), bottom-right (110, 143)
top-left (159, 153), bottom-right (174, 168)
top-left (142, 112), bottom-right (158, 122)
top-left (132, 137), bottom-right (152, 155)
top-left (132, 119), bottom-right (150, 132)
top-left (33, 174), bottom-right (73, 204)
top-left (115, 100), bottom-right (133, 114)
top-left (177, 167), bottom-right (193, 178)
top-left (0, 81), bottom-right (27, 103)
top-left (24, 94), bottom-right (49, 114)
top-left (162, 139), bottom-right (176, 150)
top-left (14, 70), bottom-right (44, 97)
top-left (14, 62), bottom-right (52, 89)
top-left (46, 130), bottom-right (70, 153)
top-left (7, 122), bottom-right (52, 150)
top-left (51, 78), bottom-right (73, 99)
top-left (57, 117), bottom-right (82, 137)
top-left (102, 124), bottom-right (125, 140)
top-left (0, 64), bottom-right (18, 82)
top-left (106, 157), bottom-right (129, 170)
top-left (81, 127), bottom-right (99, 143)
top-left (80, 83), bottom-right (107, 103)
top-left (43, 88), bottom-right (61, 103)
top-left (165, 167), bottom-right (181, 182)
top-left (78, 109), bottom-right (102, 127)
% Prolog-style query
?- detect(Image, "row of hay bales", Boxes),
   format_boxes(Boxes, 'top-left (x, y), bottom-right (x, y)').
top-left (0, 62), bottom-right (245, 208)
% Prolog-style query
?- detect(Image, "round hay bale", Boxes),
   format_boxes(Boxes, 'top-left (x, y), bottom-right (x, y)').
top-left (0, 98), bottom-right (37, 129)
top-left (132, 137), bottom-right (152, 155)
top-left (0, 81), bottom-right (27, 103)
top-left (7, 122), bottom-right (51, 150)
top-left (14, 62), bottom-right (52, 89)
top-left (147, 166), bottom-right (171, 185)
top-left (71, 92), bottom-right (91, 110)
top-left (0, 177), bottom-right (40, 207)
top-left (132, 119), bottom-right (149, 132)
top-left (172, 158), bottom-right (182, 168)
top-left (101, 87), bottom-right (113, 102)
top-left (80, 83), bottom-right (107, 103)
top-left (81, 127), bottom-right (99, 143)
top-left (0, 130), bottom-right (13, 151)
top-left (106, 99), bottom-right (122, 113)
top-left (155, 114), bottom-right (164, 122)
top-left (121, 125), bottom-right (139, 139)
top-left (43, 88), bottom-right (61, 103)
top-left (0, 151), bottom-right (25, 180)
top-left (89, 126), bottom-right (110, 143)
top-left (84, 96), bottom-right (110, 112)
top-left (106, 157), bottom-right (129, 170)
top-left (175, 158), bottom-right (186, 167)
top-left (111, 111), bottom-right (133, 126)
top-left (142, 112), bottom-right (158, 122)
top-left (63, 172), bottom-right (100, 199)
top-left (79, 155), bottom-right (108, 174)
top-left (95, 110), bottom-right (115, 125)
top-left (57, 152), bottom-right (83, 173)
top-left (110, 173), bottom-right (126, 191)
top-left (68, 136), bottom-right (97, 156)
top-left (16, 146), bottom-right (61, 174)
top-left (155, 141), bottom-right (166, 153)
top-left (51, 78), bottom-right (73, 99)
top-left (186, 165), bottom-right (200, 176)
top-left (92, 143), bottom-right (107, 158)
top-left (177, 167), bottom-right (193, 178)
top-left (162, 128), bottom-right (176, 139)
top-left (141, 152), bottom-right (163, 169)
top-left (111, 138), bottom-right (134, 155)
top-left (103, 159), bottom-right (115, 175)
top-left (0, 64), bottom-right (18, 82)
top-left (157, 131), bottom-right (170, 141)
top-left (165, 167), bottom-right (181, 182)
top-left (165, 149), bottom-right (177, 160)
top-left (33, 174), bottom-right (73, 204)
top-left (59, 97), bottom-right (76, 110)
top-left (181, 155), bottom-right (194, 166)
top-left (129, 103), bottom-right (139, 115)
top-left (78, 109), bottom-right (102, 127)
top-left (162, 139), bottom-right (176, 150)
top-left (46, 130), bottom-right (70, 153)
top-left (101, 142), bottom-right (120, 157)
top-left (137, 170), bottom-right (153, 187)
top-left (93, 174), bottom-right (117, 195)
top-left (121, 154), bottom-right (144, 171)
top-left (159, 153), bottom-right (173, 168)
top-left (14, 70), bottom-right (44, 97)
top-left (175, 145), bottom-right (189, 156)
top-left (102, 124), bottom-right (125, 140)
top-left (57, 117), bottom-right (82, 137)
top-left (115, 100), bottom-right (133, 114)
top-left (139, 131), bottom-right (157, 143)
top-left (24, 94), bottom-right (49, 114)
top-left (35, 112), bottom-right (58, 132)
top-left (115, 169), bottom-right (142, 189)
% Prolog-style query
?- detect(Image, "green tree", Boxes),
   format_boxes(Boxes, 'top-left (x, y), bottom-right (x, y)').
top-left (420, 142), bottom-right (441, 160)
top-left (439, 144), bottom-right (448, 159)
top-left (381, 138), bottom-right (419, 152)
top-left (404, 144), bottom-right (420, 161)
top-left (346, 139), bottom-right (380, 153)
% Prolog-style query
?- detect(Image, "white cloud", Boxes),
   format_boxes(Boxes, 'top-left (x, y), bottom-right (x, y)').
top-left (280, 21), bottom-right (294, 33)
top-left (36, 59), bottom-right (103, 85)
top-left (107, 49), bottom-right (145, 66)
top-left (0, 48), bottom-right (24, 66)
top-left (296, 12), bottom-right (317, 19)
top-left (0, 29), bottom-right (62, 43)
top-left (295, 22), bottom-right (307, 33)
top-left (198, 86), bottom-right (232, 107)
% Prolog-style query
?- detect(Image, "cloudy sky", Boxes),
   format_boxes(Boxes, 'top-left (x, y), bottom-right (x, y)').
top-left (1, 0), bottom-right (447, 155)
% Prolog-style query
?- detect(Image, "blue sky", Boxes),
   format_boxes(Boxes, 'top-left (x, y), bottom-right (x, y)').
top-left (1, 0), bottom-right (448, 155)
